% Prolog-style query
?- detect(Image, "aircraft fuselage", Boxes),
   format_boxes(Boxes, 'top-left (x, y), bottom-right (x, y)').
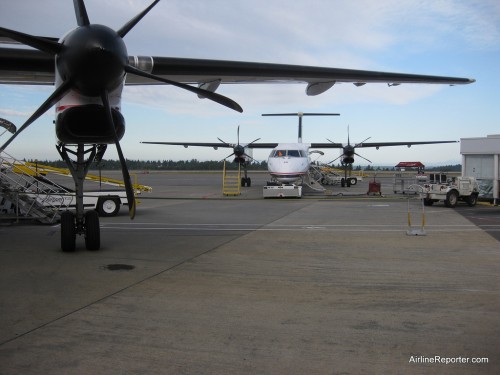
top-left (267, 143), bottom-right (310, 184)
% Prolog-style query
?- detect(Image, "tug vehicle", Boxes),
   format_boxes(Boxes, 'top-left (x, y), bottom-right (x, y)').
top-left (421, 174), bottom-right (479, 207)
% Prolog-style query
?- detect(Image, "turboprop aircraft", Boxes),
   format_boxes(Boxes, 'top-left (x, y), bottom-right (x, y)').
top-left (324, 126), bottom-right (443, 187)
top-left (0, 1), bottom-right (474, 252)
top-left (143, 112), bottom-right (458, 186)
top-left (143, 126), bottom-right (265, 187)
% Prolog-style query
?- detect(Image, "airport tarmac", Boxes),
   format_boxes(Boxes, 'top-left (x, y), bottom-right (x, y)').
top-left (1, 171), bottom-right (499, 374)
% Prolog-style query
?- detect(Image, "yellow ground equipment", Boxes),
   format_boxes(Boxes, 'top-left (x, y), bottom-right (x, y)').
top-left (222, 161), bottom-right (241, 196)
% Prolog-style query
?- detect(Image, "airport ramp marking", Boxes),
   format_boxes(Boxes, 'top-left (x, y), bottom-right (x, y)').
top-left (97, 222), bottom-right (487, 233)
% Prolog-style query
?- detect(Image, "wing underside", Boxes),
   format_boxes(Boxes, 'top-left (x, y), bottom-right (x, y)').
top-left (0, 48), bottom-right (475, 89)
top-left (143, 140), bottom-right (457, 150)
top-left (141, 141), bottom-right (279, 149)
top-left (311, 141), bottom-right (458, 148)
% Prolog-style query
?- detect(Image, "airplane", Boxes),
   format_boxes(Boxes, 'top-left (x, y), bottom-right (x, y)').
top-left (0, 1), bottom-right (474, 252)
top-left (142, 112), bottom-right (458, 187)
top-left (143, 125), bottom-right (267, 187)
top-left (323, 126), bottom-right (444, 187)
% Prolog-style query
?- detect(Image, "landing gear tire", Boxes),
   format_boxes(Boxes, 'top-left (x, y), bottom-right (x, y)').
top-left (444, 190), bottom-right (458, 208)
top-left (61, 211), bottom-right (76, 252)
top-left (85, 210), bottom-right (100, 251)
top-left (241, 177), bottom-right (252, 187)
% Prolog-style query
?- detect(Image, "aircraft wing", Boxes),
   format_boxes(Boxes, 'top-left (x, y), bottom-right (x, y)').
top-left (141, 141), bottom-right (279, 149)
top-left (311, 140), bottom-right (458, 148)
top-left (141, 141), bottom-right (234, 149)
top-left (0, 48), bottom-right (475, 90)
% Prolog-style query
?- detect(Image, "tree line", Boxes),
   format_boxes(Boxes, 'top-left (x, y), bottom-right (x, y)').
top-left (28, 159), bottom-right (461, 172)
top-left (28, 159), bottom-right (269, 171)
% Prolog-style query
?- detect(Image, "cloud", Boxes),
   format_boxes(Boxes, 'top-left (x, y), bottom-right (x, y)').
top-left (0, 108), bottom-right (32, 117)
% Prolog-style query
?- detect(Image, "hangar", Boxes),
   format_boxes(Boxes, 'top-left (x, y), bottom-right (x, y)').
top-left (461, 134), bottom-right (500, 204)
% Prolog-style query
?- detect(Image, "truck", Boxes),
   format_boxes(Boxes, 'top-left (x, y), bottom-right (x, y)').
top-left (421, 174), bottom-right (479, 208)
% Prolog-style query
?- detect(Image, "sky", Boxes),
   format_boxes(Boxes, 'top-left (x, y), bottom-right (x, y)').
top-left (0, 0), bottom-right (499, 167)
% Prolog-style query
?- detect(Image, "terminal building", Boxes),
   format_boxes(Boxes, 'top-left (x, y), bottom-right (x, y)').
top-left (461, 134), bottom-right (500, 204)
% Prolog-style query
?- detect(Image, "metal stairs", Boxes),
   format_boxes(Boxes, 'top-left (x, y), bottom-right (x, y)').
top-left (0, 151), bottom-right (69, 224)
top-left (222, 161), bottom-right (241, 196)
top-left (302, 167), bottom-right (327, 195)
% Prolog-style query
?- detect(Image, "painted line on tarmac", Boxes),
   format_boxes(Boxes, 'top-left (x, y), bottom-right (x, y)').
top-left (100, 222), bottom-right (484, 232)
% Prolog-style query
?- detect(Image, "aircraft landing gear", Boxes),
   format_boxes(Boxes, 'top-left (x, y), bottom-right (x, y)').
top-left (57, 143), bottom-right (103, 252)
top-left (241, 177), bottom-right (251, 187)
top-left (241, 164), bottom-right (251, 187)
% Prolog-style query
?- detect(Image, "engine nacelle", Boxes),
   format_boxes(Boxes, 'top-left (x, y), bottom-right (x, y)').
top-left (343, 156), bottom-right (355, 164)
top-left (55, 105), bottom-right (125, 144)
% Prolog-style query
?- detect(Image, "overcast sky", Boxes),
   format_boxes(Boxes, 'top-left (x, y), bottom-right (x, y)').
top-left (0, 0), bottom-right (499, 166)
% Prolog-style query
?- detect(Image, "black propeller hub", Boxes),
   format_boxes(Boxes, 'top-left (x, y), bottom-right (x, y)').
top-left (234, 144), bottom-right (245, 157)
top-left (343, 145), bottom-right (355, 157)
top-left (57, 25), bottom-right (128, 96)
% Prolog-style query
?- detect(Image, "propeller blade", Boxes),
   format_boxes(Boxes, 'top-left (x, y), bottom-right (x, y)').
top-left (0, 26), bottom-right (62, 55)
top-left (73, 0), bottom-right (90, 26)
top-left (221, 152), bottom-right (235, 161)
top-left (247, 137), bottom-right (261, 146)
top-left (354, 152), bottom-right (372, 163)
top-left (0, 80), bottom-right (73, 152)
top-left (354, 136), bottom-right (371, 148)
top-left (243, 153), bottom-right (255, 161)
top-left (217, 137), bottom-right (231, 146)
top-left (327, 155), bottom-right (343, 164)
top-left (125, 65), bottom-right (243, 113)
top-left (237, 125), bottom-right (240, 145)
top-left (117, 0), bottom-right (160, 38)
top-left (101, 90), bottom-right (136, 219)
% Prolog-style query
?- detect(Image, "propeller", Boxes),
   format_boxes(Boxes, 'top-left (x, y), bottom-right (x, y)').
top-left (0, 0), bottom-right (242, 150)
top-left (327, 126), bottom-right (372, 165)
top-left (0, 0), bottom-right (245, 218)
top-left (217, 126), bottom-right (260, 162)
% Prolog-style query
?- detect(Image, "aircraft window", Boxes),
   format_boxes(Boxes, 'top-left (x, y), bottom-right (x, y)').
top-left (273, 150), bottom-right (287, 157)
top-left (288, 150), bottom-right (302, 157)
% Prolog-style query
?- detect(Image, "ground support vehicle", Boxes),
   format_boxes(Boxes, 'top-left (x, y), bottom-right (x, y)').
top-left (309, 164), bottom-right (362, 187)
top-left (421, 176), bottom-right (479, 208)
top-left (263, 183), bottom-right (302, 198)
top-left (28, 189), bottom-right (128, 217)
top-left (1, 152), bottom-right (150, 222)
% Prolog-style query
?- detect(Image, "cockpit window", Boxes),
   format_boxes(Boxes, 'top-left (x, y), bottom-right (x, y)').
top-left (271, 149), bottom-right (303, 157)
